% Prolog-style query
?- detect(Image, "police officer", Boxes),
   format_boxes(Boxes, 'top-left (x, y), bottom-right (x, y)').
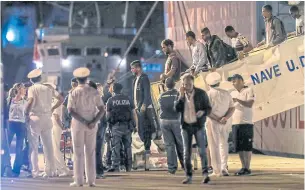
top-left (106, 83), bottom-right (137, 172)
top-left (67, 67), bottom-right (105, 187)
top-left (24, 69), bottom-right (64, 178)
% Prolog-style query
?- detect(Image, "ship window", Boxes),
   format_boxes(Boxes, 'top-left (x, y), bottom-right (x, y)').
top-left (96, 63), bottom-right (102, 70)
top-left (47, 48), bottom-right (59, 56)
top-left (142, 63), bottom-right (162, 72)
top-left (111, 48), bottom-right (121, 55)
top-left (86, 48), bottom-right (101, 56)
top-left (66, 48), bottom-right (82, 56)
top-left (86, 63), bottom-right (92, 69)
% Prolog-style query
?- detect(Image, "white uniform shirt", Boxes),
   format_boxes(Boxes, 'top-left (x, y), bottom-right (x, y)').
top-left (189, 41), bottom-right (209, 72)
top-left (28, 83), bottom-right (59, 115)
top-left (207, 87), bottom-right (234, 118)
top-left (231, 87), bottom-right (255, 125)
top-left (296, 15), bottom-right (304, 36)
top-left (51, 100), bottom-right (63, 126)
top-left (67, 84), bottom-right (104, 121)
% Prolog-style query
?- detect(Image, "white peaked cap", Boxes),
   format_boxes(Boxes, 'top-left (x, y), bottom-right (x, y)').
top-left (73, 67), bottom-right (90, 78)
top-left (205, 72), bottom-right (221, 86)
top-left (27, 69), bottom-right (42, 79)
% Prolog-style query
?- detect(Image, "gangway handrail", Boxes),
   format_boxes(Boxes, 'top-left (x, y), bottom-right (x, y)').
top-left (245, 35), bottom-right (302, 55)
top-left (150, 35), bottom-right (303, 85)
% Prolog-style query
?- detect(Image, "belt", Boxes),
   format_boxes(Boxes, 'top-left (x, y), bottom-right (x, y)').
top-left (115, 121), bottom-right (129, 125)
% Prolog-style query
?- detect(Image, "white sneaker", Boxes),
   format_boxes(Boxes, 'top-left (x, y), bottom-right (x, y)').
top-left (70, 182), bottom-right (83, 187)
top-left (39, 172), bottom-right (46, 177)
top-left (210, 173), bottom-right (222, 177)
top-left (45, 171), bottom-right (57, 178)
top-left (59, 172), bottom-right (69, 177)
top-left (89, 183), bottom-right (96, 187)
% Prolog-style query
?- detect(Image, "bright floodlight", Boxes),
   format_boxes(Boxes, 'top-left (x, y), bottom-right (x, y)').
top-left (121, 58), bottom-right (127, 66)
top-left (34, 61), bottom-right (43, 69)
top-left (104, 52), bottom-right (108, 57)
top-left (62, 59), bottom-right (70, 68)
top-left (6, 29), bottom-right (15, 42)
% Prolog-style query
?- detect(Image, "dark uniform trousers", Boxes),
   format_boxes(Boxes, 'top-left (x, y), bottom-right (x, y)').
top-left (111, 122), bottom-right (132, 169)
top-left (105, 126), bottom-right (125, 167)
top-left (137, 109), bottom-right (155, 151)
top-left (96, 118), bottom-right (107, 174)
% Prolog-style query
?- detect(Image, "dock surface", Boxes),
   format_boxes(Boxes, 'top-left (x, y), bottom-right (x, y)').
top-left (1, 154), bottom-right (304, 190)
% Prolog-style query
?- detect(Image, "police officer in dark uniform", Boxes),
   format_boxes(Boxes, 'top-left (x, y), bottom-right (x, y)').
top-left (106, 83), bottom-right (137, 172)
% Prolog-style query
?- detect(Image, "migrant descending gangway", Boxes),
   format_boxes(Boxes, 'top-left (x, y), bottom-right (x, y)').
top-left (151, 36), bottom-right (304, 123)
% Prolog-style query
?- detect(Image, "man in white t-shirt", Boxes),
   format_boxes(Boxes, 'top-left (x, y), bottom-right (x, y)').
top-left (228, 74), bottom-right (255, 176)
top-left (288, 5), bottom-right (304, 37)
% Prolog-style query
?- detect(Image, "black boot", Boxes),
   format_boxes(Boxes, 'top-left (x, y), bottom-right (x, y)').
top-left (107, 167), bottom-right (120, 172)
top-left (182, 176), bottom-right (192, 184)
top-left (202, 176), bottom-right (210, 184)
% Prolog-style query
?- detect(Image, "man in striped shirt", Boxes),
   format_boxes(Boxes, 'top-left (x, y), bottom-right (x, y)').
top-left (225, 26), bottom-right (253, 59)
top-left (185, 31), bottom-right (209, 75)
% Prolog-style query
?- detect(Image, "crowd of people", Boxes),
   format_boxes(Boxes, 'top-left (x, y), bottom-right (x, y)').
top-left (1, 3), bottom-right (303, 187)
top-left (156, 3), bottom-right (303, 185)
top-left (162, 4), bottom-right (303, 78)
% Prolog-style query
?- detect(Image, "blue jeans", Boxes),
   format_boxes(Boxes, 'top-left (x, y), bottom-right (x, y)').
top-left (182, 125), bottom-right (208, 177)
top-left (160, 119), bottom-right (184, 172)
top-left (96, 121), bottom-right (106, 174)
top-left (7, 121), bottom-right (27, 175)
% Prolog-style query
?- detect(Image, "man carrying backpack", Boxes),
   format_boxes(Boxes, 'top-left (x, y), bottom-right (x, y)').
top-left (257, 4), bottom-right (287, 48)
top-left (201, 27), bottom-right (237, 70)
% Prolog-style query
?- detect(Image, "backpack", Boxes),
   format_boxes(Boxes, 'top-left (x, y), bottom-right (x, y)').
top-left (270, 16), bottom-right (287, 40)
top-left (221, 40), bottom-right (238, 63)
top-left (209, 35), bottom-right (237, 65)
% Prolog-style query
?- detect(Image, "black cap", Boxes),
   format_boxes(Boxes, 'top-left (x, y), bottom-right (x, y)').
top-left (165, 77), bottom-right (175, 89)
top-left (228, 74), bottom-right (244, 81)
top-left (113, 83), bottom-right (123, 93)
top-left (23, 82), bottom-right (32, 88)
top-left (71, 78), bottom-right (77, 83)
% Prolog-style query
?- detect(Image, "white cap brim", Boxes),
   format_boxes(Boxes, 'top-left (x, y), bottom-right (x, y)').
top-left (73, 67), bottom-right (90, 78)
top-left (27, 69), bottom-right (42, 79)
top-left (206, 72), bottom-right (221, 86)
